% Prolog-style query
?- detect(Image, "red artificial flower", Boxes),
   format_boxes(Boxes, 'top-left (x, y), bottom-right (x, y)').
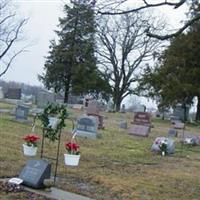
top-left (23, 134), bottom-right (40, 145)
top-left (65, 142), bottom-right (80, 154)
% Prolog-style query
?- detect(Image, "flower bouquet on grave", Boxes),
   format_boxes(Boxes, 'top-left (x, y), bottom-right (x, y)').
top-left (64, 132), bottom-right (80, 166)
top-left (159, 140), bottom-right (168, 156)
top-left (22, 134), bottom-right (40, 156)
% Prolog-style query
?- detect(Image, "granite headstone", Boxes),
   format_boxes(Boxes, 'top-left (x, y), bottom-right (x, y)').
top-left (167, 128), bottom-right (178, 137)
top-left (5, 88), bottom-right (21, 99)
top-left (128, 124), bottom-right (150, 137)
top-left (75, 115), bottom-right (98, 139)
top-left (19, 159), bottom-right (51, 188)
top-left (15, 105), bottom-right (29, 121)
top-left (36, 91), bottom-right (55, 108)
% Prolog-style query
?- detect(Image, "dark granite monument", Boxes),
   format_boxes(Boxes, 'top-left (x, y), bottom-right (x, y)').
top-left (19, 159), bottom-right (51, 189)
top-left (128, 112), bottom-right (151, 137)
top-left (5, 88), bottom-right (21, 99)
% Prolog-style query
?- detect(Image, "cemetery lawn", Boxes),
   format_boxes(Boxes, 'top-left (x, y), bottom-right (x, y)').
top-left (1, 108), bottom-right (200, 199)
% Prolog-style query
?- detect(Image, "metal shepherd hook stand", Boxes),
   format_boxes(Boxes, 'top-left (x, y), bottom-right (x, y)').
top-left (33, 115), bottom-right (75, 184)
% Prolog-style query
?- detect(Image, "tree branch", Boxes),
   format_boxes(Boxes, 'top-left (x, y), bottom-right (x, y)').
top-left (147, 14), bottom-right (200, 40)
top-left (0, 48), bottom-right (27, 77)
top-left (98, 0), bottom-right (187, 15)
top-left (0, 19), bottom-right (27, 60)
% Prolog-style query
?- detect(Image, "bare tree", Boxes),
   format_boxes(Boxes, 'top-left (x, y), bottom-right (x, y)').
top-left (97, 13), bottom-right (162, 111)
top-left (0, 0), bottom-right (27, 77)
top-left (97, 0), bottom-right (200, 40)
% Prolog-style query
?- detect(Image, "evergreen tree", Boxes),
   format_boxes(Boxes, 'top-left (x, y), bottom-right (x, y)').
top-left (138, 1), bottom-right (200, 120)
top-left (39, 0), bottom-right (106, 103)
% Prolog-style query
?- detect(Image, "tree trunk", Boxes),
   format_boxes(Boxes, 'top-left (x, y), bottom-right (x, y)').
top-left (64, 85), bottom-right (70, 103)
top-left (196, 96), bottom-right (200, 121)
top-left (114, 97), bottom-right (122, 112)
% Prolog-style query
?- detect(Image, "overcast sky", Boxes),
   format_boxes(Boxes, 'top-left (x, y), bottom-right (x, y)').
top-left (2, 0), bottom-right (188, 88)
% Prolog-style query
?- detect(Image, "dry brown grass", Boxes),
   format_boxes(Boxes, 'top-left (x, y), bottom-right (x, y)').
top-left (1, 106), bottom-right (200, 199)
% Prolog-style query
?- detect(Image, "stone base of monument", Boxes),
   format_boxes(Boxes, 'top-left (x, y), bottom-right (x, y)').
top-left (75, 130), bottom-right (98, 139)
top-left (172, 122), bottom-right (185, 129)
top-left (128, 124), bottom-right (150, 137)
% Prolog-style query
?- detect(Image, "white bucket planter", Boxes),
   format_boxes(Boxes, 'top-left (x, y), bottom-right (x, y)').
top-left (64, 154), bottom-right (80, 166)
top-left (23, 144), bottom-right (37, 156)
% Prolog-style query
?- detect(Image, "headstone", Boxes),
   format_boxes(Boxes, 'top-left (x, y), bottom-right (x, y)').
top-left (106, 100), bottom-right (115, 112)
top-left (183, 137), bottom-right (195, 145)
top-left (120, 104), bottom-right (126, 113)
top-left (0, 87), bottom-right (4, 99)
top-left (132, 112), bottom-right (151, 126)
top-left (173, 104), bottom-right (189, 121)
top-left (87, 113), bottom-right (104, 129)
top-left (167, 128), bottom-right (178, 137)
top-left (19, 159), bottom-right (51, 188)
top-left (36, 91), bottom-right (55, 108)
top-left (128, 124), bottom-right (150, 137)
top-left (119, 121), bottom-right (127, 129)
top-left (15, 104), bottom-right (29, 121)
top-left (181, 133), bottom-right (199, 145)
top-left (75, 115), bottom-right (98, 139)
top-left (86, 100), bottom-right (100, 115)
top-left (151, 137), bottom-right (175, 154)
top-left (170, 115), bottom-right (181, 124)
top-left (86, 100), bottom-right (104, 129)
top-left (5, 88), bottom-right (21, 99)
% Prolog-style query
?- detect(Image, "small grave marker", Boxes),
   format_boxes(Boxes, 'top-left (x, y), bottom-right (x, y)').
top-left (19, 159), bottom-right (51, 188)
top-left (168, 128), bottom-right (178, 137)
top-left (151, 137), bottom-right (175, 154)
top-left (119, 121), bottom-right (127, 129)
top-left (120, 104), bottom-right (126, 113)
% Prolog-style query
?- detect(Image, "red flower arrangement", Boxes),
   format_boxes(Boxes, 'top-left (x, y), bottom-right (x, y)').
top-left (23, 134), bottom-right (40, 147)
top-left (65, 142), bottom-right (80, 155)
